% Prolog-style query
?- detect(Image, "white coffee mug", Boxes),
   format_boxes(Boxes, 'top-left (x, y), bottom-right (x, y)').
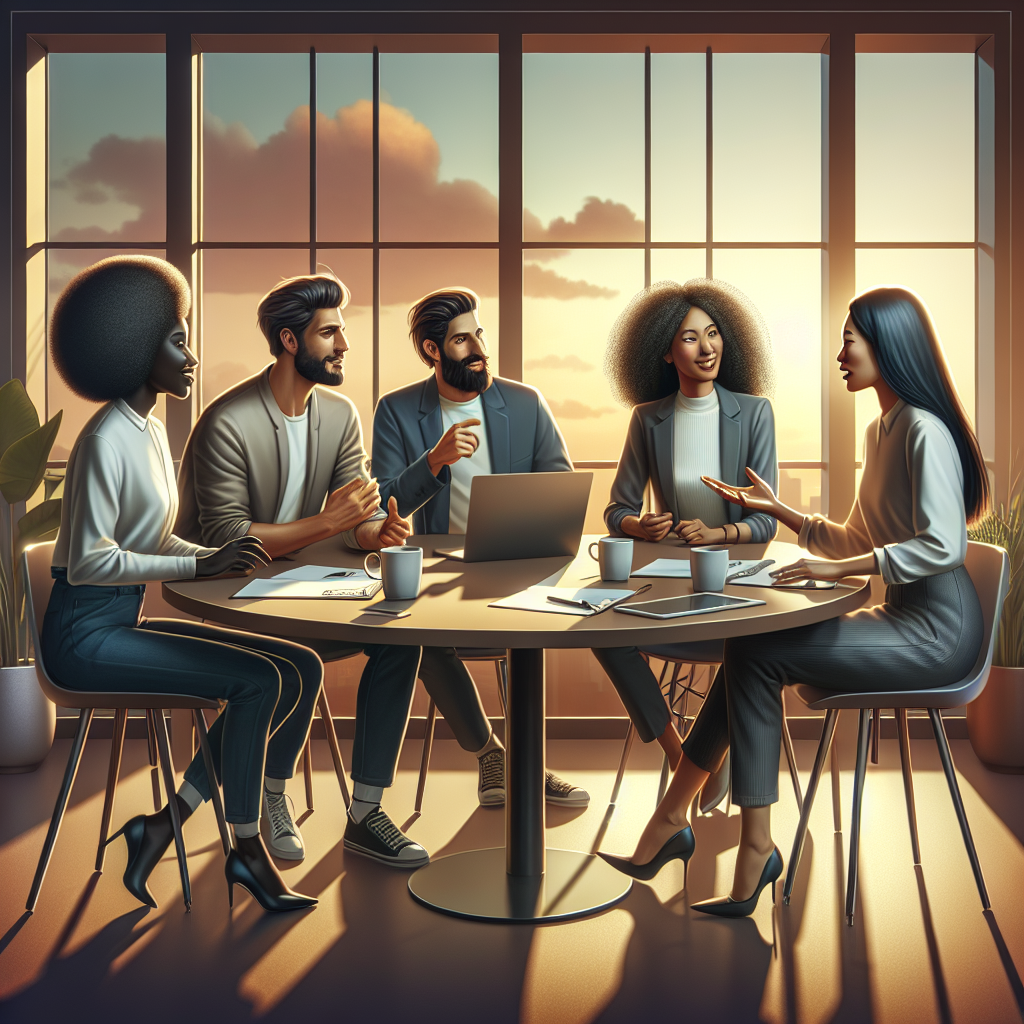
top-left (588, 536), bottom-right (634, 581)
top-left (364, 546), bottom-right (423, 601)
top-left (690, 546), bottom-right (729, 593)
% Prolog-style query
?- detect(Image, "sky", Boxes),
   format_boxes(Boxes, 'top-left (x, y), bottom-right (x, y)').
top-left (43, 48), bottom-right (977, 470)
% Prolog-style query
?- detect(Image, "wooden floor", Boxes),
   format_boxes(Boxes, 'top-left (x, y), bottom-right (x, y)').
top-left (1, 719), bottom-right (1022, 1024)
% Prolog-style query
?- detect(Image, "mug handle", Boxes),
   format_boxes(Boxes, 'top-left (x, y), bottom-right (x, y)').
top-left (588, 541), bottom-right (600, 561)
top-left (364, 552), bottom-right (382, 580)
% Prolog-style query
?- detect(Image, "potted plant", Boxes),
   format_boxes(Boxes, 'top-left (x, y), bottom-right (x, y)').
top-left (0, 379), bottom-right (63, 773)
top-left (966, 480), bottom-right (1024, 772)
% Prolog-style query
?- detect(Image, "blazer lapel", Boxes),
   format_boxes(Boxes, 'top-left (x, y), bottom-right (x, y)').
top-left (482, 381), bottom-right (510, 474)
top-left (417, 377), bottom-right (448, 532)
top-left (715, 383), bottom-right (742, 487)
top-left (256, 370), bottom-right (288, 521)
top-left (301, 388), bottom-right (323, 519)
top-left (650, 395), bottom-right (676, 517)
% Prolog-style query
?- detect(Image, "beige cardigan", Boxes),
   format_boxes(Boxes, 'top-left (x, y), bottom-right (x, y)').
top-left (175, 366), bottom-right (383, 550)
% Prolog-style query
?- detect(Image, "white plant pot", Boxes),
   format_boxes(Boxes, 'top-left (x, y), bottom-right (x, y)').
top-left (967, 665), bottom-right (1024, 773)
top-left (0, 664), bottom-right (56, 773)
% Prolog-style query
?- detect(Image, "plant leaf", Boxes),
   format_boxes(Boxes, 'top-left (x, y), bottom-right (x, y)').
top-left (17, 498), bottom-right (62, 551)
top-left (0, 412), bottom-right (63, 504)
top-left (0, 379), bottom-right (40, 460)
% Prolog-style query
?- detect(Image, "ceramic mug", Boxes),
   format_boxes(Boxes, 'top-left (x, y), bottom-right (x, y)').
top-left (364, 546), bottom-right (423, 601)
top-left (690, 546), bottom-right (729, 593)
top-left (588, 536), bottom-right (634, 581)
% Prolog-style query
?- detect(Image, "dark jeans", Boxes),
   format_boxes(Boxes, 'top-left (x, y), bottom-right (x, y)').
top-left (42, 573), bottom-right (323, 823)
top-left (419, 647), bottom-right (492, 753)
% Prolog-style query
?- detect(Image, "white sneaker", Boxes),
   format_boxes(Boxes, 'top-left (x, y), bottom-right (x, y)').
top-left (263, 788), bottom-right (305, 861)
top-left (545, 772), bottom-right (590, 807)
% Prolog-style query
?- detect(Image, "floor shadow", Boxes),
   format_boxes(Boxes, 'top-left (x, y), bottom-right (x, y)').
top-left (914, 865), bottom-right (953, 1024)
top-left (826, 832), bottom-right (874, 1024)
top-left (984, 909), bottom-right (1024, 1022)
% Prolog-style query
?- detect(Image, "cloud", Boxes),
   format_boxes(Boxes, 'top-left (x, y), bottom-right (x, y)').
top-left (523, 264), bottom-right (618, 301)
top-left (524, 197), bottom-right (644, 243)
top-left (524, 354), bottom-right (595, 371)
top-left (547, 398), bottom-right (616, 419)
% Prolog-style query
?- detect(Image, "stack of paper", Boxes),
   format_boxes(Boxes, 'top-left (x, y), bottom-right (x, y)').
top-left (489, 586), bottom-right (638, 616)
top-left (233, 565), bottom-right (382, 600)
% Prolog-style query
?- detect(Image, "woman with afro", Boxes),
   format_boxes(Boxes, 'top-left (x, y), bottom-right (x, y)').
top-left (593, 278), bottom-right (779, 810)
top-left (45, 255), bottom-right (318, 913)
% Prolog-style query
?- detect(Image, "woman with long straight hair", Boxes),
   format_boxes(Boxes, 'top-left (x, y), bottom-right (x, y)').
top-left (600, 286), bottom-right (989, 916)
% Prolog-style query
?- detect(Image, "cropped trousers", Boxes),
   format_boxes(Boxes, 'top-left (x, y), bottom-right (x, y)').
top-left (42, 572), bottom-right (323, 823)
top-left (681, 565), bottom-right (984, 806)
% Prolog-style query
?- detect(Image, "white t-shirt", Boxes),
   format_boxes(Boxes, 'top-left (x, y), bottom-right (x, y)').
top-left (438, 394), bottom-right (492, 534)
top-left (275, 408), bottom-right (309, 524)
top-left (672, 389), bottom-right (729, 528)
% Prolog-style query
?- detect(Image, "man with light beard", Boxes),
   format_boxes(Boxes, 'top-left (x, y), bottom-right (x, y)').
top-left (372, 287), bottom-right (591, 809)
top-left (176, 272), bottom-right (431, 869)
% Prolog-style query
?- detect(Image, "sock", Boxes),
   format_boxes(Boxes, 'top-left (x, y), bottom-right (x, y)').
top-left (264, 777), bottom-right (286, 794)
top-left (474, 732), bottom-right (504, 758)
top-left (177, 780), bottom-right (203, 814)
top-left (233, 820), bottom-right (259, 839)
top-left (350, 782), bottom-right (384, 823)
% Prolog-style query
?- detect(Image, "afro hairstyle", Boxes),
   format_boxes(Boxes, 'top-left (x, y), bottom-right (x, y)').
top-left (604, 278), bottom-right (775, 408)
top-left (50, 255), bottom-right (191, 403)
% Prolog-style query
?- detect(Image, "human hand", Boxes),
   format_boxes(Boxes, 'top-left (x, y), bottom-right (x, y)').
top-left (323, 477), bottom-right (381, 534)
top-left (701, 468), bottom-right (780, 514)
top-left (623, 512), bottom-right (675, 542)
top-left (674, 518), bottom-right (726, 545)
top-left (427, 418), bottom-right (481, 475)
top-left (769, 558), bottom-right (850, 584)
top-left (363, 496), bottom-right (413, 551)
top-left (195, 536), bottom-right (271, 579)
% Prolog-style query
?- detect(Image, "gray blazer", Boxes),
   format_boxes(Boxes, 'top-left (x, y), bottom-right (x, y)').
top-left (604, 382), bottom-right (778, 544)
top-left (373, 375), bottom-right (573, 535)
top-left (175, 366), bottom-right (383, 549)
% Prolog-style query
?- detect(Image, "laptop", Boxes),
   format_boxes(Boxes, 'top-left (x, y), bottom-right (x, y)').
top-left (434, 472), bottom-right (593, 562)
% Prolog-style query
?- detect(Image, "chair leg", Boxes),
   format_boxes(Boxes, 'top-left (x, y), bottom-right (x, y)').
top-left (896, 709), bottom-right (921, 865)
top-left (316, 687), bottom-right (350, 809)
top-left (303, 742), bottom-right (314, 812)
top-left (845, 709), bottom-right (872, 925)
top-left (609, 721), bottom-right (634, 805)
top-left (830, 719), bottom-right (843, 833)
top-left (783, 708), bottom-right (838, 905)
top-left (193, 708), bottom-right (232, 856)
top-left (495, 658), bottom-right (508, 719)
top-left (146, 709), bottom-right (161, 811)
top-left (871, 708), bottom-right (881, 765)
top-left (26, 709), bottom-right (94, 912)
top-left (152, 710), bottom-right (192, 912)
top-left (657, 667), bottom-right (684, 804)
top-left (781, 714), bottom-right (803, 808)
top-left (95, 708), bottom-right (127, 870)
top-left (414, 699), bottom-right (437, 814)
top-left (928, 708), bottom-right (990, 910)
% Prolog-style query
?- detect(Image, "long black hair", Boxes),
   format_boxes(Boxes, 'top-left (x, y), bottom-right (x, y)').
top-left (848, 286), bottom-right (990, 523)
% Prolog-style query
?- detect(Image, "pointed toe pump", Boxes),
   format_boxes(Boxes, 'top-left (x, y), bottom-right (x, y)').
top-left (598, 825), bottom-right (696, 882)
top-left (226, 836), bottom-right (318, 913)
top-left (691, 846), bottom-right (783, 918)
top-left (104, 812), bottom-right (175, 909)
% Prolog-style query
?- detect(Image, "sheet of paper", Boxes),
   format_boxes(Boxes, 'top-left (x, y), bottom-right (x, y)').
top-left (233, 564), bottom-right (381, 599)
top-left (630, 558), bottom-right (751, 579)
top-left (270, 564), bottom-right (374, 583)
top-left (489, 586), bottom-right (637, 616)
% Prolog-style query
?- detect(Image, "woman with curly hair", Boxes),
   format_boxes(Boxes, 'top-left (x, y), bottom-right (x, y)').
top-left (44, 255), bottom-right (318, 913)
top-left (602, 286), bottom-right (987, 919)
top-left (593, 278), bottom-right (779, 799)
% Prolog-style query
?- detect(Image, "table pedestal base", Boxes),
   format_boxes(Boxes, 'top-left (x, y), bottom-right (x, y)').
top-left (408, 847), bottom-right (632, 922)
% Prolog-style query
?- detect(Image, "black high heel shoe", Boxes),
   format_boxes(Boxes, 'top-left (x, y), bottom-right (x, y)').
top-left (104, 810), bottom-right (175, 908)
top-left (226, 835), bottom-right (318, 913)
top-left (691, 845), bottom-right (783, 918)
top-left (598, 825), bottom-right (695, 882)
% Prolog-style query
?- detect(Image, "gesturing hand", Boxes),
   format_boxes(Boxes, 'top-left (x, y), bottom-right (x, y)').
top-left (701, 468), bottom-right (780, 514)
top-left (374, 496), bottom-right (413, 549)
top-left (674, 518), bottom-right (722, 545)
top-left (427, 418), bottom-right (481, 475)
top-left (623, 512), bottom-right (675, 543)
top-left (323, 477), bottom-right (381, 534)
top-left (195, 536), bottom-right (271, 579)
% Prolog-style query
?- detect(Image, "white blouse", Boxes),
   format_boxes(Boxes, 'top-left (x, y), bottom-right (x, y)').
top-left (53, 400), bottom-right (213, 586)
top-left (798, 400), bottom-right (968, 585)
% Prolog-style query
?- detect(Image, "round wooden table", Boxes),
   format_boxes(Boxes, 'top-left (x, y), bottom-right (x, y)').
top-left (163, 534), bottom-right (868, 923)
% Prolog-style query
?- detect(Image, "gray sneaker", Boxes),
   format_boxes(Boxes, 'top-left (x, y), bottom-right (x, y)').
top-left (344, 806), bottom-right (430, 868)
top-left (478, 748), bottom-right (506, 806)
top-left (545, 772), bottom-right (590, 807)
top-left (262, 788), bottom-right (305, 861)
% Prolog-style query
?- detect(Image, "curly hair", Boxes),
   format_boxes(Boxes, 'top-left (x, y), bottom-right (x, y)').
top-left (604, 278), bottom-right (775, 407)
top-left (50, 255), bottom-right (191, 403)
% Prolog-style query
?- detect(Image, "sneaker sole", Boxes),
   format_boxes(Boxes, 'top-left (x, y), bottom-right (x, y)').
top-left (546, 793), bottom-right (591, 807)
top-left (478, 790), bottom-right (505, 807)
top-left (266, 843), bottom-right (305, 862)
top-left (343, 837), bottom-right (430, 869)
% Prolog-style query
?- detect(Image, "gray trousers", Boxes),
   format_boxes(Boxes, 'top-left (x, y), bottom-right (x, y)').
top-left (683, 565), bottom-right (984, 806)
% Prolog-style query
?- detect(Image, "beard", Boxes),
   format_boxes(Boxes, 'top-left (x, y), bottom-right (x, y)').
top-left (439, 348), bottom-right (490, 393)
top-left (295, 337), bottom-right (343, 386)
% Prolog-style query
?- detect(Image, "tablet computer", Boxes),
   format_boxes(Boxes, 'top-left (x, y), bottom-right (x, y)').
top-left (617, 593), bottom-right (766, 619)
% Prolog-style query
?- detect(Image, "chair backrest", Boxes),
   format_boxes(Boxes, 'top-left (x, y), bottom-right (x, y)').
top-left (959, 541), bottom-right (1012, 704)
top-left (22, 541), bottom-right (58, 696)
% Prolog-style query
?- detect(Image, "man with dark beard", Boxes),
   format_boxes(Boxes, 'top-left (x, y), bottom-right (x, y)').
top-left (372, 287), bottom-right (591, 809)
top-left (176, 272), bottom-right (431, 869)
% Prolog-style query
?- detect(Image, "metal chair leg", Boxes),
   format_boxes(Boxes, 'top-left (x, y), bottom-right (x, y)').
top-left (152, 710), bottom-right (192, 912)
top-left (871, 708), bottom-right (881, 764)
top-left (146, 709), bottom-right (161, 811)
top-left (609, 721), bottom-right (634, 805)
top-left (896, 709), bottom-right (921, 865)
top-left (303, 742), bottom-right (314, 812)
top-left (27, 709), bottom-right (94, 912)
top-left (95, 708), bottom-right (127, 870)
top-left (414, 698), bottom-right (437, 813)
top-left (830, 721), bottom-right (843, 833)
top-left (783, 708), bottom-right (839, 905)
top-left (928, 708), bottom-right (990, 910)
top-left (781, 714), bottom-right (803, 808)
top-left (193, 708), bottom-right (231, 856)
top-left (316, 687), bottom-right (350, 809)
top-left (845, 709), bottom-right (872, 925)
top-left (657, 666), bottom-right (684, 805)
top-left (495, 658), bottom-right (508, 718)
